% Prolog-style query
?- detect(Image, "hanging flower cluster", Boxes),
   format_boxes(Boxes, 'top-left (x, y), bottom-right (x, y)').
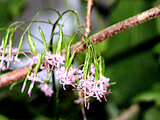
top-left (77, 64), bottom-right (111, 105)
top-left (21, 27), bottom-right (114, 109)
top-left (0, 15), bottom-right (114, 109)
top-left (24, 52), bottom-right (65, 97)
top-left (25, 50), bottom-right (112, 104)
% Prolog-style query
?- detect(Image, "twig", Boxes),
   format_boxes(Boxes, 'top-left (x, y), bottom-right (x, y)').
top-left (0, 5), bottom-right (160, 87)
top-left (68, 5), bottom-right (160, 55)
top-left (84, 0), bottom-right (93, 36)
top-left (0, 65), bottom-right (30, 87)
top-left (113, 104), bottom-right (140, 120)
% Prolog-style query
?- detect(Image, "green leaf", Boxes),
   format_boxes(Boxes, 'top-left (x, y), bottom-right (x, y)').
top-left (143, 107), bottom-right (160, 120)
top-left (0, 115), bottom-right (9, 120)
top-left (8, 28), bottom-right (15, 57)
top-left (56, 25), bottom-right (63, 55)
top-left (99, 57), bottom-right (105, 76)
top-left (83, 45), bottom-right (92, 80)
top-left (39, 26), bottom-right (47, 50)
top-left (28, 30), bottom-right (37, 56)
top-left (16, 34), bottom-right (24, 57)
top-left (94, 58), bottom-right (99, 81)
top-left (133, 91), bottom-right (160, 103)
top-left (133, 82), bottom-right (160, 106)
top-left (34, 51), bottom-right (46, 77)
top-left (65, 32), bottom-right (78, 71)
top-left (1, 27), bottom-right (10, 57)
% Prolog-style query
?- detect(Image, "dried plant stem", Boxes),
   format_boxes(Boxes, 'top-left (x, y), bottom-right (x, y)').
top-left (81, 0), bottom-right (93, 42)
top-left (114, 104), bottom-right (140, 120)
top-left (0, 5), bottom-right (160, 87)
top-left (84, 0), bottom-right (93, 36)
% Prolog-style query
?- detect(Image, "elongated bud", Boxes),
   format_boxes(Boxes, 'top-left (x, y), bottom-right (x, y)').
top-left (2, 27), bottom-right (10, 57)
top-left (65, 32), bottom-right (78, 72)
top-left (8, 29), bottom-right (15, 57)
top-left (56, 25), bottom-right (63, 55)
top-left (34, 51), bottom-right (46, 77)
top-left (28, 81), bottom-right (35, 97)
top-left (28, 30), bottom-right (37, 56)
top-left (16, 34), bottom-right (24, 58)
top-left (99, 57), bottom-right (105, 76)
top-left (83, 45), bottom-right (92, 80)
top-left (39, 26), bottom-right (47, 49)
top-left (21, 65), bottom-right (33, 93)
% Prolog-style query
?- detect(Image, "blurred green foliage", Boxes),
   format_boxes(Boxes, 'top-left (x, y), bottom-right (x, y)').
top-left (143, 107), bottom-right (160, 120)
top-left (133, 82), bottom-right (160, 106)
top-left (0, 0), bottom-right (26, 27)
top-left (105, 0), bottom-right (160, 107)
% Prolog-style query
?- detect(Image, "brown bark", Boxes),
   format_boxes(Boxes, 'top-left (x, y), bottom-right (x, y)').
top-left (0, 65), bottom-right (30, 87)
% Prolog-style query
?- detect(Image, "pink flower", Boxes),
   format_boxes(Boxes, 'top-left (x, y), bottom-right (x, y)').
top-left (91, 76), bottom-right (110, 101)
top-left (76, 63), bottom-right (111, 106)
top-left (56, 66), bottom-right (78, 90)
top-left (44, 52), bottom-right (65, 68)
top-left (27, 73), bottom-right (44, 83)
top-left (90, 63), bottom-right (95, 75)
top-left (0, 46), bottom-right (21, 70)
top-left (38, 83), bottom-right (53, 97)
top-left (28, 54), bottom-right (40, 65)
top-left (74, 98), bottom-right (84, 104)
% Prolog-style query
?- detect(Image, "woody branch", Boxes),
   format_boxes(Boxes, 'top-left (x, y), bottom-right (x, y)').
top-left (0, 5), bottom-right (160, 87)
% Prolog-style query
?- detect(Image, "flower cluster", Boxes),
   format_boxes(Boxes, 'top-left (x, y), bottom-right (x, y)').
top-left (0, 46), bottom-right (20, 70)
top-left (26, 51), bottom-right (112, 109)
top-left (25, 52), bottom-right (66, 97)
top-left (38, 83), bottom-right (53, 97)
top-left (0, 27), bottom-right (113, 111)
top-left (0, 44), bottom-right (113, 109)
top-left (76, 64), bottom-right (111, 107)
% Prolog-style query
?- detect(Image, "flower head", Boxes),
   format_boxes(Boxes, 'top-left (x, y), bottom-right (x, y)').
top-left (44, 52), bottom-right (65, 68)
top-left (38, 83), bottom-right (53, 97)
top-left (0, 45), bottom-right (21, 70)
top-left (56, 66), bottom-right (78, 90)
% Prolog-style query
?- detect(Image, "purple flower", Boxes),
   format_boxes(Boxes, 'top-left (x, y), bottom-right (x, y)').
top-left (56, 66), bottom-right (78, 90)
top-left (76, 63), bottom-right (111, 106)
top-left (38, 83), bottom-right (53, 97)
top-left (74, 98), bottom-right (84, 104)
top-left (28, 54), bottom-right (40, 65)
top-left (91, 76), bottom-right (110, 101)
top-left (27, 73), bottom-right (44, 83)
top-left (90, 63), bottom-right (95, 75)
top-left (44, 52), bottom-right (65, 68)
top-left (0, 46), bottom-right (21, 70)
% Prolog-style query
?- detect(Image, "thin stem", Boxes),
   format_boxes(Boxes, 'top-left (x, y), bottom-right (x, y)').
top-left (84, 0), bottom-right (93, 36)
top-left (82, 0), bottom-right (93, 43)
